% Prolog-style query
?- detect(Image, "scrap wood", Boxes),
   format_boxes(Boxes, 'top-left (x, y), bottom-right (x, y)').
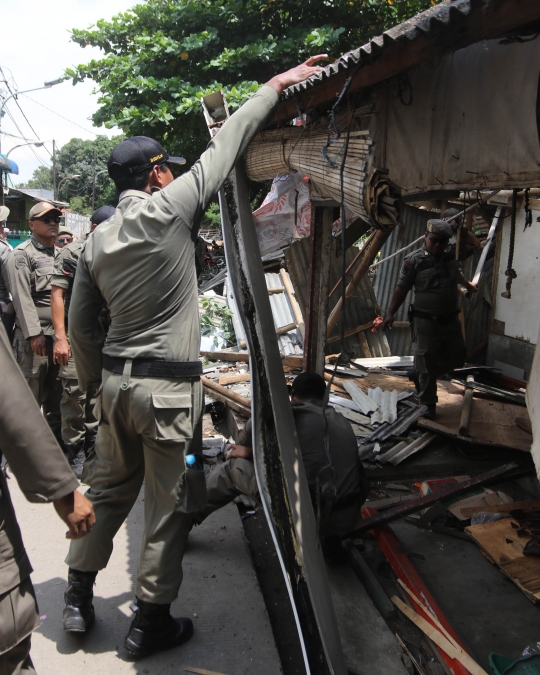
top-left (201, 376), bottom-right (251, 417)
top-left (391, 596), bottom-right (489, 675)
top-left (396, 579), bottom-right (460, 651)
top-left (395, 634), bottom-right (429, 675)
top-left (240, 321), bottom-right (297, 349)
top-left (364, 508), bottom-right (471, 675)
top-left (201, 350), bottom-right (303, 368)
top-left (347, 463), bottom-right (519, 537)
top-left (459, 375), bottom-right (475, 436)
top-left (218, 373), bottom-right (251, 386)
top-left (279, 268), bottom-right (305, 338)
top-left (185, 668), bottom-right (228, 675)
top-left (452, 379), bottom-right (526, 407)
top-left (465, 518), bottom-right (540, 603)
top-left (460, 499), bottom-right (540, 519)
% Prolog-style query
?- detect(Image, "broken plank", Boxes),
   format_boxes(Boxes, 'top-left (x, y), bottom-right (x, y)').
top-left (391, 597), bottom-right (489, 675)
top-left (201, 350), bottom-right (303, 368)
top-left (202, 376), bottom-right (251, 417)
top-left (348, 463), bottom-right (519, 537)
top-left (185, 669), bottom-right (228, 675)
top-left (460, 499), bottom-right (540, 519)
top-left (218, 373), bottom-right (251, 386)
top-left (240, 321), bottom-right (297, 349)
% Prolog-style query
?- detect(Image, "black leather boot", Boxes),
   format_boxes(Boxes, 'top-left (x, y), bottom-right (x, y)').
top-left (63, 569), bottom-right (97, 632)
top-left (124, 598), bottom-right (193, 657)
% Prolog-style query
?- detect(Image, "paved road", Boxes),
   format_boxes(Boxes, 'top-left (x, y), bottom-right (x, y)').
top-left (9, 478), bottom-right (282, 675)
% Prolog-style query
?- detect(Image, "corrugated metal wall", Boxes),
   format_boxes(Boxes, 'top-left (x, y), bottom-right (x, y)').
top-left (285, 237), bottom-right (391, 359)
top-left (372, 205), bottom-right (437, 355)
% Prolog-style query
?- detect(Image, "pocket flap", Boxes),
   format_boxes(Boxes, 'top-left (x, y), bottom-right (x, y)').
top-left (152, 393), bottom-right (191, 409)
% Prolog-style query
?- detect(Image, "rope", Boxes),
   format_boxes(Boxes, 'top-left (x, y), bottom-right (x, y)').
top-left (501, 189), bottom-right (518, 299)
top-left (524, 188), bottom-right (533, 230)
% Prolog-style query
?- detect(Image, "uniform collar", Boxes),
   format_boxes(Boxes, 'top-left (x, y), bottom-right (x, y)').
top-left (30, 233), bottom-right (55, 253)
top-left (118, 189), bottom-right (151, 204)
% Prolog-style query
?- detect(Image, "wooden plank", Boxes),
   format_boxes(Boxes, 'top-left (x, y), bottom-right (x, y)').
top-left (202, 376), bottom-right (251, 409)
top-left (304, 205), bottom-right (334, 374)
top-left (364, 511), bottom-right (471, 675)
top-left (460, 499), bottom-right (540, 519)
top-left (185, 668), bottom-right (228, 675)
top-left (280, 268), bottom-right (305, 339)
top-left (201, 350), bottom-right (303, 368)
top-left (391, 597), bottom-right (489, 675)
top-left (218, 373), bottom-right (251, 386)
top-left (466, 518), bottom-right (540, 603)
top-left (459, 375), bottom-right (475, 436)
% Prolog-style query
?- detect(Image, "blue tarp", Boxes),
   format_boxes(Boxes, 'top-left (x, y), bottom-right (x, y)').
top-left (0, 155), bottom-right (19, 174)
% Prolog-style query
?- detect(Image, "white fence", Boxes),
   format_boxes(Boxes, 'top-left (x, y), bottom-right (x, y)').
top-left (65, 212), bottom-right (91, 239)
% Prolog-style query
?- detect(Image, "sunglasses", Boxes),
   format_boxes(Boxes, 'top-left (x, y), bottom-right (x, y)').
top-left (58, 237), bottom-right (73, 244)
top-left (427, 234), bottom-right (448, 245)
top-left (34, 216), bottom-right (62, 225)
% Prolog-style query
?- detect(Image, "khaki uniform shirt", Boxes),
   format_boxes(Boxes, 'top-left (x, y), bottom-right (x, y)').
top-left (51, 239), bottom-right (83, 319)
top-left (7, 235), bottom-right (58, 339)
top-left (0, 238), bottom-right (12, 304)
top-left (397, 246), bottom-right (466, 314)
top-left (70, 85), bottom-right (278, 391)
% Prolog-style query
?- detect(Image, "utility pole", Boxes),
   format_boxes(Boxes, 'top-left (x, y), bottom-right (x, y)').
top-left (52, 140), bottom-right (56, 200)
top-left (92, 148), bottom-right (97, 211)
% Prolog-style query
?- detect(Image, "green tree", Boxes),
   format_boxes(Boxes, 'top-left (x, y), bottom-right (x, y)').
top-left (19, 135), bottom-right (124, 215)
top-left (68, 0), bottom-right (440, 168)
top-left (19, 165), bottom-right (54, 191)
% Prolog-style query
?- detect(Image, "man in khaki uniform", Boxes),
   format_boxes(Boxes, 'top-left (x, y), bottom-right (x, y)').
top-left (62, 57), bottom-right (327, 657)
top-left (381, 220), bottom-right (477, 417)
top-left (196, 373), bottom-right (365, 553)
top-left (55, 227), bottom-right (74, 249)
top-left (7, 203), bottom-right (63, 439)
top-left (0, 206), bottom-right (12, 309)
top-left (0, 323), bottom-right (95, 675)
top-left (51, 206), bottom-right (115, 476)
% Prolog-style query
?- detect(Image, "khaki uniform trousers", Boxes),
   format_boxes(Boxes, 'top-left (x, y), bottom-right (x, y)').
top-left (59, 355), bottom-right (98, 450)
top-left (12, 329), bottom-right (61, 438)
top-left (197, 457), bottom-right (360, 539)
top-left (413, 316), bottom-right (466, 405)
top-left (66, 362), bottom-right (204, 604)
top-left (0, 578), bottom-right (39, 675)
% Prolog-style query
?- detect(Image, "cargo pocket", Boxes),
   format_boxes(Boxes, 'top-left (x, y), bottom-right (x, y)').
top-left (33, 267), bottom-right (52, 293)
top-left (176, 463), bottom-right (207, 514)
top-left (151, 393), bottom-right (192, 441)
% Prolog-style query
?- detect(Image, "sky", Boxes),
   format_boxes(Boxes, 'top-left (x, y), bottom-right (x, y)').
top-left (0, 0), bottom-right (136, 185)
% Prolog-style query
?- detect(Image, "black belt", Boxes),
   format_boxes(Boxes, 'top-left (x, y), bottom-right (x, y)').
top-left (412, 308), bottom-right (459, 324)
top-left (103, 355), bottom-right (202, 378)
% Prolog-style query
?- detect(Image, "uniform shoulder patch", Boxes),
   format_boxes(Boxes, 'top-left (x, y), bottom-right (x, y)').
top-left (14, 254), bottom-right (27, 269)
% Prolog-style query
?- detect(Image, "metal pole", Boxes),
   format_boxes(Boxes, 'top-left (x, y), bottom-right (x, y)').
top-left (52, 140), bottom-right (56, 200)
top-left (92, 148), bottom-right (97, 211)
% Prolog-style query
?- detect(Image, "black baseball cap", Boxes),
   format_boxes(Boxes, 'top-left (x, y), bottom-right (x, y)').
top-left (107, 136), bottom-right (186, 179)
top-left (91, 205), bottom-right (116, 225)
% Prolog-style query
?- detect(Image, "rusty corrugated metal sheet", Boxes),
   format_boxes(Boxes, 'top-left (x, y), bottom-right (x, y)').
top-left (285, 236), bottom-right (391, 359)
top-left (280, 0), bottom-right (473, 101)
top-left (372, 205), bottom-right (437, 356)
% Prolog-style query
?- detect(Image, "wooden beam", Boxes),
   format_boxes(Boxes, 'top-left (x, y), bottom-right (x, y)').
top-left (280, 269), bottom-right (305, 339)
top-left (218, 373), bottom-right (251, 386)
top-left (304, 205), bottom-right (334, 374)
top-left (271, 0), bottom-right (540, 125)
top-left (201, 350), bottom-right (303, 368)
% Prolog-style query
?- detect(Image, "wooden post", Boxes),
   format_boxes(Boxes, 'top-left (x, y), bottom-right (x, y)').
top-left (459, 374), bottom-right (475, 436)
top-left (327, 226), bottom-right (394, 337)
top-left (303, 205), bottom-right (334, 374)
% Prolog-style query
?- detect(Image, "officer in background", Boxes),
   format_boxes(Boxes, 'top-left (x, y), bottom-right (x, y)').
top-left (380, 220), bottom-right (477, 418)
top-left (0, 322), bottom-right (95, 675)
top-left (51, 206), bottom-right (116, 476)
top-left (0, 206), bottom-right (12, 309)
top-left (194, 372), bottom-right (365, 556)
top-left (61, 56), bottom-right (327, 657)
top-left (442, 207), bottom-right (481, 257)
top-left (55, 227), bottom-right (74, 249)
top-left (7, 202), bottom-right (63, 439)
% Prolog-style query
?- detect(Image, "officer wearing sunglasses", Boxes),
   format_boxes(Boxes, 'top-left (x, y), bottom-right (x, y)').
top-left (380, 219), bottom-right (477, 419)
top-left (6, 201), bottom-right (64, 440)
top-left (56, 227), bottom-right (74, 249)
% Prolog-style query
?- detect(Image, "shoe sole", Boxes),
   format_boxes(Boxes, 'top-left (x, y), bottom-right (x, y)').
top-left (124, 624), bottom-right (194, 658)
top-left (63, 611), bottom-right (95, 633)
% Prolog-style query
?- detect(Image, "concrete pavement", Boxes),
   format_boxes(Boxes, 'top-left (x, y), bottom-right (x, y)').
top-left (9, 478), bottom-right (282, 675)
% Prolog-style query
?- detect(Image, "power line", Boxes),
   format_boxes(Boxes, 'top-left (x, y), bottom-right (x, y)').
top-left (22, 94), bottom-right (100, 137)
top-left (0, 66), bottom-right (42, 142)
top-left (3, 108), bottom-right (49, 167)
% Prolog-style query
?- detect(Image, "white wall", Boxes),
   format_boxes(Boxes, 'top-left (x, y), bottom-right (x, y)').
top-left (494, 209), bottom-right (540, 345)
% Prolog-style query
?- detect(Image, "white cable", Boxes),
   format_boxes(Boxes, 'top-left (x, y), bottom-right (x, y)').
top-left (370, 235), bottom-right (424, 269)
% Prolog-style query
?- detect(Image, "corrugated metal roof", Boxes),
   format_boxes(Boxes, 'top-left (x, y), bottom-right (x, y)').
top-left (280, 0), bottom-right (473, 101)
top-left (285, 236), bottom-right (391, 359)
top-left (224, 272), bottom-right (303, 356)
top-left (372, 205), bottom-right (437, 356)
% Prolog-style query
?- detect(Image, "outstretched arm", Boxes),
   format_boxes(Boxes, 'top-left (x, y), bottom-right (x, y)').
top-left (380, 286), bottom-right (409, 331)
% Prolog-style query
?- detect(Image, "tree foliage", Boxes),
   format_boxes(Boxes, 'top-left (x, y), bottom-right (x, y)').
top-left (19, 135), bottom-right (124, 215)
top-left (68, 0), bottom-right (440, 168)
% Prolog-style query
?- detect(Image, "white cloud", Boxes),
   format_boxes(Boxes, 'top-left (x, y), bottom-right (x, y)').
top-left (1, 0), bottom-right (136, 184)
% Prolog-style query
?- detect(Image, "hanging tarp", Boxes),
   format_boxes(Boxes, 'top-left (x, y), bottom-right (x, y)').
top-left (370, 38), bottom-right (540, 195)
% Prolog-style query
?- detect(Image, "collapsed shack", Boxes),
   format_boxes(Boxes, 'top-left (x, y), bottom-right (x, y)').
top-left (199, 2), bottom-right (540, 674)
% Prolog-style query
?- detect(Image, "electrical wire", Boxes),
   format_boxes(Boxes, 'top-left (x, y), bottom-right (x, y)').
top-left (21, 94), bottom-right (99, 137)
top-left (0, 66), bottom-right (42, 142)
top-left (3, 108), bottom-right (49, 167)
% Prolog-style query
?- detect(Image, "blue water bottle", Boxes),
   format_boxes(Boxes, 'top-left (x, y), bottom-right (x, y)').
top-left (185, 454), bottom-right (203, 471)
